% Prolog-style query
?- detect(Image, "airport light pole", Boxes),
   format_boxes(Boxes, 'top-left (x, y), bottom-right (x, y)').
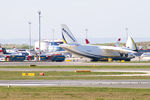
top-left (38, 11), bottom-right (41, 61)
top-left (52, 29), bottom-right (55, 52)
top-left (125, 27), bottom-right (128, 41)
top-left (28, 22), bottom-right (31, 55)
top-left (85, 29), bottom-right (88, 39)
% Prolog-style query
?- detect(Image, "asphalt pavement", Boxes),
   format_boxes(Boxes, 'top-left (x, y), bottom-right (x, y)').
top-left (0, 62), bottom-right (150, 66)
top-left (1, 80), bottom-right (150, 88)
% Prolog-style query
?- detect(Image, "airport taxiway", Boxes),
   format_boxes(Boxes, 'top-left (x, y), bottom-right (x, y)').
top-left (0, 62), bottom-right (150, 66)
top-left (1, 68), bottom-right (150, 72)
top-left (1, 80), bottom-right (150, 88)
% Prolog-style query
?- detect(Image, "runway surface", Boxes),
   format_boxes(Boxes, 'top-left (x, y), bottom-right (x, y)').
top-left (1, 68), bottom-right (150, 72)
top-left (0, 62), bottom-right (150, 66)
top-left (1, 80), bottom-right (150, 88)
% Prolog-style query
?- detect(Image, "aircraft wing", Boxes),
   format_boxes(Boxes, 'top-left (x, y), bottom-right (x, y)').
top-left (101, 46), bottom-right (137, 54)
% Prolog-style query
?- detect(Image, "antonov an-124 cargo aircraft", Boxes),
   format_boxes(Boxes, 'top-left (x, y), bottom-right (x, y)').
top-left (60, 24), bottom-right (138, 61)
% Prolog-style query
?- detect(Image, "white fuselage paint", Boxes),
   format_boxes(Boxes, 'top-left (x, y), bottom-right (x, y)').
top-left (61, 44), bottom-right (124, 59)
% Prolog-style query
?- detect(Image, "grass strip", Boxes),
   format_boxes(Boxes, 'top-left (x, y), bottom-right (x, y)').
top-left (0, 71), bottom-right (147, 80)
top-left (0, 86), bottom-right (150, 100)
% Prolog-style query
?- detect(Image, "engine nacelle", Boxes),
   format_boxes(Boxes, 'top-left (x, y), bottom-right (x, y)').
top-left (120, 53), bottom-right (135, 58)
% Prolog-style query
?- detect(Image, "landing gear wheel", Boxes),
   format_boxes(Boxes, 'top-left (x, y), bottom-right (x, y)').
top-left (125, 54), bottom-right (128, 57)
top-left (120, 53), bottom-right (123, 57)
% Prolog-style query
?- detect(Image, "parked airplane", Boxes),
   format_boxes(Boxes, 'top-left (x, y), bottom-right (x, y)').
top-left (114, 38), bottom-right (121, 47)
top-left (61, 24), bottom-right (137, 61)
top-left (86, 37), bottom-right (121, 47)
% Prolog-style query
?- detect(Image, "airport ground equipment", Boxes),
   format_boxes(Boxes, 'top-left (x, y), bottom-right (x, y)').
top-left (39, 55), bottom-right (47, 61)
top-left (27, 54), bottom-right (65, 62)
top-left (29, 64), bottom-right (36, 67)
top-left (0, 55), bottom-right (6, 61)
top-left (22, 73), bottom-right (35, 76)
top-left (47, 55), bottom-right (51, 61)
top-left (40, 73), bottom-right (44, 76)
top-left (99, 57), bottom-right (130, 61)
top-left (51, 54), bottom-right (65, 62)
top-left (8, 55), bottom-right (26, 61)
top-left (75, 70), bottom-right (91, 72)
top-left (4, 53), bottom-right (65, 62)
top-left (27, 55), bottom-right (35, 61)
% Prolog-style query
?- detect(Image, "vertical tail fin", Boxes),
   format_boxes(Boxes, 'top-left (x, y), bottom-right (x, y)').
top-left (85, 39), bottom-right (90, 44)
top-left (126, 36), bottom-right (138, 52)
top-left (0, 45), bottom-right (4, 54)
top-left (114, 38), bottom-right (121, 47)
top-left (0, 45), bottom-right (3, 53)
top-left (61, 24), bottom-right (77, 44)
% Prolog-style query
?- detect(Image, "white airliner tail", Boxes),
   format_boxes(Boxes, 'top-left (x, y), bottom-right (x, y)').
top-left (126, 36), bottom-right (138, 52)
top-left (61, 24), bottom-right (78, 44)
top-left (0, 45), bottom-right (3, 54)
top-left (114, 38), bottom-right (121, 47)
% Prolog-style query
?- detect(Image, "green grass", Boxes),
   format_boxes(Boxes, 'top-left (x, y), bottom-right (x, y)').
top-left (1, 65), bottom-right (150, 69)
top-left (0, 71), bottom-right (147, 80)
top-left (0, 86), bottom-right (150, 100)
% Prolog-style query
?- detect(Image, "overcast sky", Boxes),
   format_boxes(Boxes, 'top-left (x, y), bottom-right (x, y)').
top-left (0, 0), bottom-right (150, 44)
